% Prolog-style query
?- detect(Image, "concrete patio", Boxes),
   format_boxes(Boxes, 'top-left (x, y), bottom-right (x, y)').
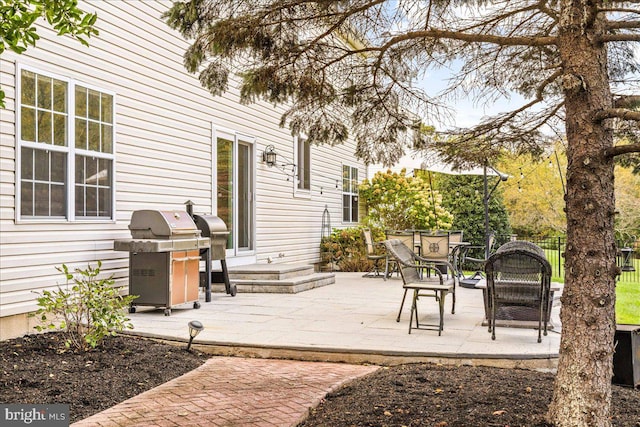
top-left (125, 272), bottom-right (562, 370)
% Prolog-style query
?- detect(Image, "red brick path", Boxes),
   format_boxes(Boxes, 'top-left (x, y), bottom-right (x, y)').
top-left (71, 356), bottom-right (379, 427)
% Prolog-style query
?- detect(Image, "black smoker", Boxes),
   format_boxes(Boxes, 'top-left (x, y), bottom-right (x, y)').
top-left (185, 201), bottom-right (237, 301)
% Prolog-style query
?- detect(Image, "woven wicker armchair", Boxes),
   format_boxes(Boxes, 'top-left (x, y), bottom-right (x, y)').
top-left (484, 241), bottom-right (552, 342)
top-left (383, 239), bottom-right (456, 335)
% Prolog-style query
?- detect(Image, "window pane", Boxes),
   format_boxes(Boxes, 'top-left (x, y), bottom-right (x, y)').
top-left (34, 183), bottom-right (49, 216)
top-left (51, 151), bottom-right (66, 183)
top-left (343, 195), bottom-right (350, 222)
top-left (37, 75), bottom-right (51, 109)
top-left (88, 121), bottom-right (100, 151)
top-left (351, 195), bottom-right (358, 222)
top-left (53, 113), bottom-right (66, 146)
top-left (86, 157), bottom-right (97, 180)
top-left (75, 185), bottom-right (85, 216)
top-left (101, 93), bottom-right (113, 123)
top-left (53, 80), bottom-right (67, 112)
top-left (85, 187), bottom-right (97, 216)
top-left (75, 86), bottom-right (87, 117)
top-left (21, 107), bottom-right (36, 141)
top-left (217, 138), bottom-right (234, 250)
top-left (88, 89), bottom-right (100, 120)
top-left (34, 149), bottom-right (49, 181)
top-left (21, 147), bottom-right (34, 179)
top-left (102, 124), bottom-right (113, 153)
top-left (21, 70), bottom-right (36, 106)
top-left (50, 184), bottom-right (65, 216)
top-left (21, 181), bottom-right (34, 216)
top-left (37, 110), bottom-right (52, 144)
top-left (98, 186), bottom-right (111, 216)
top-left (75, 118), bottom-right (87, 149)
top-left (97, 161), bottom-right (111, 185)
top-left (75, 155), bottom-right (85, 183)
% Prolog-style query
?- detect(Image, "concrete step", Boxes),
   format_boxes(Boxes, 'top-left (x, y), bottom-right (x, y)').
top-left (227, 263), bottom-right (316, 280)
top-left (212, 263), bottom-right (335, 293)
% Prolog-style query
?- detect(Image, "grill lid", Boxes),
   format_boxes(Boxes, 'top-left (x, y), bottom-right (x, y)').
top-left (193, 214), bottom-right (228, 236)
top-left (129, 210), bottom-right (201, 240)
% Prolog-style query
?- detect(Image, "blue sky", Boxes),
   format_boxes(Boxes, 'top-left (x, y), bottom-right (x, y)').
top-left (418, 65), bottom-right (526, 131)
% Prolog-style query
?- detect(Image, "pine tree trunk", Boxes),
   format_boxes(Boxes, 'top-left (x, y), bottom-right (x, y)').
top-left (547, 2), bottom-right (617, 426)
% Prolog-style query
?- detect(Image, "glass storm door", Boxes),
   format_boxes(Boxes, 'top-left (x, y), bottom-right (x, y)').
top-left (216, 135), bottom-right (254, 255)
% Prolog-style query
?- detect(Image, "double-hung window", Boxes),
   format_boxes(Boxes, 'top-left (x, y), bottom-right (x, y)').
top-left (17, 67), bottom-right (115, 220)
top-left (342, 164), bottom-right (358, 223)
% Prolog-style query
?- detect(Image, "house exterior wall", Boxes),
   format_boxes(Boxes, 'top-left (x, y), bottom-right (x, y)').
top-left (0, 0), bottom-right (365, 339)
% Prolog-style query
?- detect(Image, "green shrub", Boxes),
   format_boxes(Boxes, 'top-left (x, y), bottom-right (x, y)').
top-left (320, 226), bottom-right (384, 272)
top-left (33, 261), bottom-right (138, 351)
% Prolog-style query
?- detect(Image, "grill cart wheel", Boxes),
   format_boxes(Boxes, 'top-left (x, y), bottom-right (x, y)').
top-left (230, 284), bottom-right (237, 297)
top-left (193, 301), bottom-right (201, 309)
top-left (164, 309), bottom-right (171, 316)
top-left (129, 306), bottom-right (136, 314)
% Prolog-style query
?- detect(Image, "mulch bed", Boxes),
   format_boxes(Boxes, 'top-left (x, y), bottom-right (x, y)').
top-left (1, 332), bottom-right (638, 426)
top-left (0, 333), bottom-right (208, 422)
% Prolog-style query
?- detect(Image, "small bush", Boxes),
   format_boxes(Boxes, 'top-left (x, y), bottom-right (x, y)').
top-left (33, 261), bottom-right (137, 351)
top-left (320, 226), bottom-right (385, 272)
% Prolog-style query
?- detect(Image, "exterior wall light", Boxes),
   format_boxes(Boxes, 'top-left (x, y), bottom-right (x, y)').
top-left (263, 145), bottom-right (277, 166)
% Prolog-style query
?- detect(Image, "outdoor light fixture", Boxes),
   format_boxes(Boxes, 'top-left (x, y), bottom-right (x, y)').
top-left (186, 320), bottom-right (204, 351)
top-left (263, 145), bottom-right (277, 166)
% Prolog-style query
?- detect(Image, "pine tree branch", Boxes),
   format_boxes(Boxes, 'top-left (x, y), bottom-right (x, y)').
top-left (598, 33), bottom-right (640, 42)
top-left (593, 108), bottom-right (640, 121)
top-left (604, 143), bottom-right (640, 158)
top-left (613, 95), bottom-right (640, 108)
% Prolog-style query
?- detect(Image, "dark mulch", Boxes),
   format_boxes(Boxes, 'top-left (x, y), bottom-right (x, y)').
top-left (0, 332), bottom-right (208, 422)
top-left (300, 363), bottom-right (640, 427)
top-left (1, 332), bottom-right (638, 426)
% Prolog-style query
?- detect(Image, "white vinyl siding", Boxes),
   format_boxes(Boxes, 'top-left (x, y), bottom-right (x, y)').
top-left (0, 0), bottom-right (366, 324)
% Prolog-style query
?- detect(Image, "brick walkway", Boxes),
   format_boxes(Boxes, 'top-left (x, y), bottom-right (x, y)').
top-left (71, 356), bottom-right (379, 427)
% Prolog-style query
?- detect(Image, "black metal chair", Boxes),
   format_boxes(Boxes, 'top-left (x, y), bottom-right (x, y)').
top-left (362, 228), bottom-right (387, 278)
top-left (383, 239), bottom-right (456, 335)
top-left (484, 241), bottom-right (552, 343)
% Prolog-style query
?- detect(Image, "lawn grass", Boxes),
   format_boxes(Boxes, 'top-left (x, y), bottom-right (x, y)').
top-left (489, 249), bottom-right (640, 325)
top-left (616, 279), bottom-right (640, 325)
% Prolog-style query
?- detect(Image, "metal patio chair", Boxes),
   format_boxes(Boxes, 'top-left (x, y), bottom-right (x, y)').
top-left (383, 239), bottom-right (456, 335)
top-left (484, 241), bottom-right (552, 343)
top-left (362, 228), bottom-right (388, 278)
top-left (385, 230), bottom-right (416, 278)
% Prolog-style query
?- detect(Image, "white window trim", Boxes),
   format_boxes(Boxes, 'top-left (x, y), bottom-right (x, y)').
top-left (15, 63), bottom-right (116, 223)
top-left (293, 135), bottom-right (311, 198)
top-left (342, 163), bottom-right (359, 224)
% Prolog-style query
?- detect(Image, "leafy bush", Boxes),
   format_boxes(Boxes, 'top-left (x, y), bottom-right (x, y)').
top-left (33, 261), bottom-right (137, 351)
top-left (359, 168), bottom-right (453, 231)
top-left (320, 226), bottom-right (385, 272)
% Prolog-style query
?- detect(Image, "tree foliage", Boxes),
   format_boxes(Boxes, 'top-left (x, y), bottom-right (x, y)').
top-left (499, 149), bottom-right (567, 237)
top-left (359, 168), bottom-right (453, 231)
top-left (165, 1), bottom-right (640, 426)
top-left (0, 0), bottom-right (98, 106)
top-left (430, 173), bottom-right (511, 246)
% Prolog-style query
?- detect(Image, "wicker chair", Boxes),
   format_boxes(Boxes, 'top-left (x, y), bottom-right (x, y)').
top-left (383, 239), bottom-right (456, 335)
top-left (484, 241), bottom-right (552, 342)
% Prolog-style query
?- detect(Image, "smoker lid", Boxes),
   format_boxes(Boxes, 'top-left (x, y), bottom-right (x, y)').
top-left (193, 214), bottom-right (228, 236)
top-left (129, 210), bottom-right (200, 239)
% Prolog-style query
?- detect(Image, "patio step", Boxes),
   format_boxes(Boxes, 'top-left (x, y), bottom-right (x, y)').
top-left (211, 263), bottom-right (335, 293)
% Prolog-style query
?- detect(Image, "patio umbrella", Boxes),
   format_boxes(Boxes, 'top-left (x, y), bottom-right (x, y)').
top-left (420, 157), bottom-right (508, 259)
